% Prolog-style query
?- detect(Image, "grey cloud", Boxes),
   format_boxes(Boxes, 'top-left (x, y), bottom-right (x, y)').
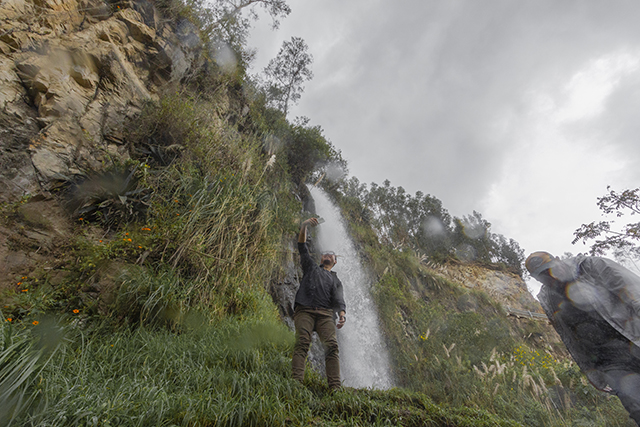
top-left (584, 74), bottom-right (640, 182)
top-left (255, 0), bottom-right (640, 215)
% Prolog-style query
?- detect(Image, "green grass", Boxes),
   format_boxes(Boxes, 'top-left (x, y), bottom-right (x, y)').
top-left (2, 310), bottom-right (520, 427)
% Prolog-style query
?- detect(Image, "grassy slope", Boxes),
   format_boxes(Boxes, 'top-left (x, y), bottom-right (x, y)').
top-left (331, 189), bottom-right (634, 426)
top-left (0, 5), bottom-right (633, 424)
top-left (0, 74), bottom-right (519, 426)
top-left (0, 309), bottom-right (521, 426)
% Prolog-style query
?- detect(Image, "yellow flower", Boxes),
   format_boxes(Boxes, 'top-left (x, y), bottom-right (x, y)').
top-left (6, 318), bottom-right (12, 322)
top-left (32, 321), bottom-right (39, 325)
top-left (73, 309), bottom-right (80, 314)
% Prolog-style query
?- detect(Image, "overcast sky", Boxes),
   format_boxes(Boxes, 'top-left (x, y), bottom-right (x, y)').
top-left (246, 0), bottom-right (640, 295)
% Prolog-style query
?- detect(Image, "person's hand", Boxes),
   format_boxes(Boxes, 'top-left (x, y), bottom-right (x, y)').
top-left (337, 314), bottom-right (346, 329)
top-left (303, 218), bottom-right (319, 228)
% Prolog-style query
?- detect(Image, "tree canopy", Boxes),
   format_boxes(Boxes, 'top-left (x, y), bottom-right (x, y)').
top-left (263, 36), bottom-right (314, 116)
top-left (337, 178), bottom-right (525, 275)
top-left (573, 186), bottom-right (640, 261)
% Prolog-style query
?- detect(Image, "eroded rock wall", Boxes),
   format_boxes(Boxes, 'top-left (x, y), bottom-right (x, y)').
top-left (0, 0), bottom-right (200, 290)
top-left (426, 260), bottom-right (541, 313)
top-left (0, 0), bottom-right (201, 202)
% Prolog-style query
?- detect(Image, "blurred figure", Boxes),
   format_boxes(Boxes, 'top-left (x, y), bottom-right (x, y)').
top-left (527, 252), bottom-right (640, 425)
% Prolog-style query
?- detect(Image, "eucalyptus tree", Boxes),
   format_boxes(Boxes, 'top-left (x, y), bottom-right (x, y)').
top-left (263, 36), bottom-right (314, 116)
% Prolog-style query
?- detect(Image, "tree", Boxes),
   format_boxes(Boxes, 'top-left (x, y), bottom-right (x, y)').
top-left (194, 0), bottom-right (291, 66)
top-left (573, 187), bottom-right (640, 259)
top-left (451, 211), bottom-right (494, 264)
top-left (263, 37), bottom-right (313, 116)
top-left (493, 235), bottom-right (525, 276)
top-left (349, 180), bottom-right (452, 257)
top-left (284, 121), bottom-right (335, 185)
top-left (335, 178), bottom-right (524, 272)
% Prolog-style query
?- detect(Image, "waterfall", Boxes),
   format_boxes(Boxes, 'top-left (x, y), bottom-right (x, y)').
top-left (309, 186), bottom-right (394, 389)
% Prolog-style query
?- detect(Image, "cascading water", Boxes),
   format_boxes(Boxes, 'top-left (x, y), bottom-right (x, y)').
top-left (309, 186), bottom-right (394, 389)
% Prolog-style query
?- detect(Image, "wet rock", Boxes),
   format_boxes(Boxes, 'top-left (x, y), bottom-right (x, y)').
top-left (0, 108), bottom-right (40, 202)
top-left (131, 0), bottom-right (159, 29)
top-left (269, 239), bottom-right (298, 324)
top-left (80, 0), bottom-right (111, 24)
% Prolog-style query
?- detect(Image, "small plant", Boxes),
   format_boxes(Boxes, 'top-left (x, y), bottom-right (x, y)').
top-left (60, 164), bottom-right (151, 229)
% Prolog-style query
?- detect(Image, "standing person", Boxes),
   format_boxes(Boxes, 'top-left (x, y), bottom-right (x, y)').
top-left (292, 217), bottom-right (347, 390)
top-left (526, 251), bottom-right (640, 426)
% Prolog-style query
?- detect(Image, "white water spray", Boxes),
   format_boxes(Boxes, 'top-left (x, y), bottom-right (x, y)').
top-left (309, 186), bottom-right (394, 389)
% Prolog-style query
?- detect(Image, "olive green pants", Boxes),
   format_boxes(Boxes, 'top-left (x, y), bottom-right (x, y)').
top-left (292, 306), bottom-right (341, 389)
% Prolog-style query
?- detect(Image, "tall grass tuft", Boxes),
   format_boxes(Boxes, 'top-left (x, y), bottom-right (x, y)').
top-left (142, 165), bottom-right (281, 317)
top-left (0, 316), bottom-right (64, 426)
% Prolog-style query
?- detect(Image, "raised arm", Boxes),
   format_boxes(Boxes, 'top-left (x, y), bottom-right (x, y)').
top-left (298, 218), bottom-right (319, 243)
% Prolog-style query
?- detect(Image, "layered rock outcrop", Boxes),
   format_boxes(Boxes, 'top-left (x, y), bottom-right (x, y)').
top-left (426, 261), bottom-right (541, 313)
top-left (0, 0), bottom-right (201, 202)
top-left (0, 0), bottom-right (200, 289)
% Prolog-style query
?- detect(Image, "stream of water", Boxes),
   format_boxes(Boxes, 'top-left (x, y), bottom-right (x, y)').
top-left (309, 186), bottom-right (394, 389)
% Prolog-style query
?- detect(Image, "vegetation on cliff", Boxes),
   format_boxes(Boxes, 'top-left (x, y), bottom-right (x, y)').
top-left (323, 186), bottom-right (633, 426)
top-left (0, 1), bottom-right (515, 425)
top-left (0, 0), bottom-right (636, 426)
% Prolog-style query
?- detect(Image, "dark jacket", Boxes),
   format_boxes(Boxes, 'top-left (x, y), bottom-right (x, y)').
top-left (538, 255), bottom-right (640, 390)
top-left (295, 242), bottom-right (346, 314)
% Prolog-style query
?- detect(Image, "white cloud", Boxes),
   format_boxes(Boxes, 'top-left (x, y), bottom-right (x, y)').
top-left (481, 51), bottom-right (640, 297)
top-left (556, 52), bottom-right (640, 122)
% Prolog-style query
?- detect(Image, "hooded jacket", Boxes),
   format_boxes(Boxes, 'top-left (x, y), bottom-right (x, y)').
top-left (538, 255), bottom-right (640, 389)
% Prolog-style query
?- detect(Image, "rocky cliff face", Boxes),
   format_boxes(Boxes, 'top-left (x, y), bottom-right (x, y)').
top-left (425, 260), bottom-right (541, 313)
top-left (0, 0), bottom-right (200, 290)
top-left (1, 0), bottom-right (200, 202)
